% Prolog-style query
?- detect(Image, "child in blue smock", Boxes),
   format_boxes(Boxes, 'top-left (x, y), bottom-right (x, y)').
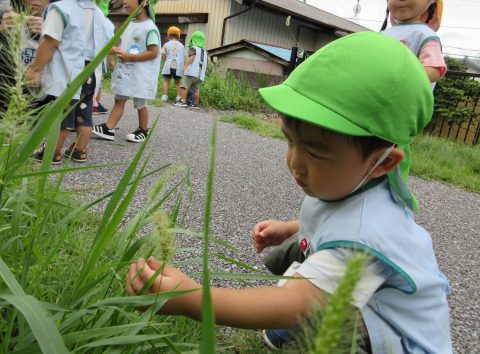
top-left (160, 25), bottom-right (184, 103)
top-left (26, 0), bottom-right (110, 163)
top-left (174, 31), bottom-right (207, 110)
top-left (92, 0), bottom-right (160, 143)
top-left (125, 33), bottom-right (452, 354)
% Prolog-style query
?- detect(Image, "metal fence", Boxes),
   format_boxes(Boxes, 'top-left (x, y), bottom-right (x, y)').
top-left (427, 71), bottom-right (480, 145)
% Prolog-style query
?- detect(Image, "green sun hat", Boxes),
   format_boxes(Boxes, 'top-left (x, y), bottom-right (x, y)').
top-left (259, 32), bottom-right (433, 210)
top-left (187, 31), bottom-right (206, 49)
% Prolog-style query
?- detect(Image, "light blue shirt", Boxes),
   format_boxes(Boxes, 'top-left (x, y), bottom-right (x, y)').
top-left (41, 0), bottom-right (107, 99)
top-left (111, 19), bottom-right (161, 99)
top-left (298, 179), bottom-right (452, 353)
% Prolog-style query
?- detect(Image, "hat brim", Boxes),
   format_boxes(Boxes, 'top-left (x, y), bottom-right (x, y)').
top-left (259, 83), bottom-right (373, 137)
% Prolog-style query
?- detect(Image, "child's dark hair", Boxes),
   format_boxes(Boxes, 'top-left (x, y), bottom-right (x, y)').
top-left (425, 2), bottom-right (437, 24)
top-left (282, 116), bottom-right (392, 160)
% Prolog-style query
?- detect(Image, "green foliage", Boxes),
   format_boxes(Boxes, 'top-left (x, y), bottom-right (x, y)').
top-left (411, 135), bottom-right (480, 192)
top-left (200, 66), bottom-right (270, 112)
top-left (433, 57), bottom-right (480, 124)
top-left (220, 114), bottom-right (284, 140)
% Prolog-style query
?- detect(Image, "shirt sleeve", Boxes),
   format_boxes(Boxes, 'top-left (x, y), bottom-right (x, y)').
top-left (419, 40), bottom-right (447, 78)
top-left (295, 248), bottom-right (391, 308)
top-left (42, 7), bottom-right (64, 42)
top-left (146, 30), bottom-right (159, 47)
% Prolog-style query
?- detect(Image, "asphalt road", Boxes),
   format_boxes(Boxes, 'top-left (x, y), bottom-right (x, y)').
top-left (64, 94), bottom-right (479, 353)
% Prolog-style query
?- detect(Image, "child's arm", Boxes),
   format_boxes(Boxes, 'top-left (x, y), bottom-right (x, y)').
top-left (183, 52), bottom-right (195, 71)
top-left (113, 44), bottom-right (158, 63)
top-left (423, 66), bottom-right (443, 83)
top-left (161, 45), bottom-right (166, 62)
top-left (252, 219), bottom-right (299, 253)
top-left (419, 40), bottom-right (447, 83)
top-left (126, 257), bottom-right (326, 329)
top-left (25, 35), bottom-right (59, 86)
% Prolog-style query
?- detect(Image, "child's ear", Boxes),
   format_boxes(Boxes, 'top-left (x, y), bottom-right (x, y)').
top-left (370, 147), bottom-right (404, 178)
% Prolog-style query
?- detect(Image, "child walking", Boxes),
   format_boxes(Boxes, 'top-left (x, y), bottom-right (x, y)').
top-left (381, 0), bottom-right (446, 86)
top-left (174, 31), bottom-right (207, 110)
top-left (160, 25), bottom-right (184, 102)
top-left (26, 0), bottom-right (110, 164)
top-left (92, 0), bottom-right (160, 143)
top-left (126, 33), bottom-right (452, 353)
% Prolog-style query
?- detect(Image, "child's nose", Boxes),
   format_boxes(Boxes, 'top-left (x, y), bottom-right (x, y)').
top-left (288, 147), bottom-right (306, 175)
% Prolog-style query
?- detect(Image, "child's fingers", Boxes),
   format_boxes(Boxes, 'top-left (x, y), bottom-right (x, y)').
top-left (126, 263), bottom-right (146, 294)
top-left (125, 266), bottom-right (137, 296)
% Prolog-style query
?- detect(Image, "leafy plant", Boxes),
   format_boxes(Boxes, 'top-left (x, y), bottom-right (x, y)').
top-left (433, 57), bottom-right (480, 124)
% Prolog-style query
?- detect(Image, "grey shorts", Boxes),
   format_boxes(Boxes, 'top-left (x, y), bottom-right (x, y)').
top-left (180, 75), bottom-right (202, 93)
top-left (114, 94), bottom-right (148, 109)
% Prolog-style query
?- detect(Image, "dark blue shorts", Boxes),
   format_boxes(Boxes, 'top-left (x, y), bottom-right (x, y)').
top-left (60, 69), bottom-right (96, 130)
top-left (162, 68), bottom-right (181, 80)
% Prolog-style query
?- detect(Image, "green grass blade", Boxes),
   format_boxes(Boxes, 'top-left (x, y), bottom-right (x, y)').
top-left (62, 323), bottom-right (167, 345)
top-left (77, 334), bottom-right (172, 349)
top-left (73, 118), bottom-right (159, 298)
top-left (0, 257), bottom-right (25, 295)
top-left (200, 120), bottom-right (217, 353)
top-left (58, 164), bottom-right (170, 226)
top-left (11, 162), bottom-right (126, 179)
top-left (0, 294), bottom-right (68, 353)
top-left (212, 253), bottom-right (263, 273)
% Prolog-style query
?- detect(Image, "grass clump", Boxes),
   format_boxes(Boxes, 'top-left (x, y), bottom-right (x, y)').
top-left (220, 114), bottom-right (283, 140)
top-left (410, 134), bottom-right (480, 192)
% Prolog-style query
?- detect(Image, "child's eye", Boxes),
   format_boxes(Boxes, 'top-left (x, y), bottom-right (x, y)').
top-left (308, 151), bottom-right (324, 159)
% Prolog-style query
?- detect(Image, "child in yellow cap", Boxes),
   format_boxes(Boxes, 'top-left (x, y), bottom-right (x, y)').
top-left (126, 32), bottom-right (452, 353)
top-left (160, 26), bottom-right (185, 102)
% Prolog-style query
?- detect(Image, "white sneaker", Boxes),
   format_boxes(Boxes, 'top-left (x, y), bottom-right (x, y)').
top-left (175, 95), bottom-right (181, 102)
top-left (161, 95), bottom-right (168, 102)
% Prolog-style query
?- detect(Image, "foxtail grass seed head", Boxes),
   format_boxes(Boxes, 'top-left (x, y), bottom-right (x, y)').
top-left (1, 10), bottom-right (36, 133)
top-left (154, 210), bottom-right (174, 263)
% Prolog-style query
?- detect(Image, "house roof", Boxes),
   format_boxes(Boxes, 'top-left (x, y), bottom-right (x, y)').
top-left (464, 57), bottom-right (480, 71)
top-left (250, 0), bottom-right (370, 34)
top-left (209, 40), bottom-right (292, 66)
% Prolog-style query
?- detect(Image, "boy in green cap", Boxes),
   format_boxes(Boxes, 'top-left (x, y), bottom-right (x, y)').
top-left (125, 32), bottom-right (452, 353)
top-left (174, 31), bottom-right (207, 110)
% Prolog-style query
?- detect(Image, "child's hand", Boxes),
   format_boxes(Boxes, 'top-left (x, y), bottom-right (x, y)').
top-left (126, 257), bottom-right (199, 296)
top-left (24, 66), bottom-right (41, 88)
top-left (252, 220), bottom-right (297, 253)
top-left (26, 16), bottom-right (42, 34)
top-left (1, 11), bottom-right (20, 30)
top-left (108, 58), bottom-right (116, 70)
top-left (113, 48), bottom-right (133, 62)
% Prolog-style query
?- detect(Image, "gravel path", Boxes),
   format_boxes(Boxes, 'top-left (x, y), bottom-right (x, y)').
top-left (66, 94), bottom-right (479, 353)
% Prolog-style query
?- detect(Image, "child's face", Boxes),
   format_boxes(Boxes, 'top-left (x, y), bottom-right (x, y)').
top-left (28, 0), bottom-right (50, 16)
top-left (123, 0), bottom-right (142, 14)
top-left (282, 119), bottom-right (381, 200)
top-left (387, 0), bottom-right (431, 22)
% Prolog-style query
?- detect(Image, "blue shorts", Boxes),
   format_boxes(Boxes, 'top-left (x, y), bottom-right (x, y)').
top-left (60, 70), bottom-right (96, 130)
top-left (162, 68), bottom-right (182, 80)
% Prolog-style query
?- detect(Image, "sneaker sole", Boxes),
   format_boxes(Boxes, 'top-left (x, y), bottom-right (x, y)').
top-left (64, 152), bottom-right (87, 163)
top-left (126, 137), bottom-right (145, 143)
top-left (92, 111), bottom-right (108, 115)
top-left (92, 130), bottom-right (115, 141)
top-left (33, 157), bottom-right (62, 165)
top-left (262, 330), bottom-right (280, 351)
